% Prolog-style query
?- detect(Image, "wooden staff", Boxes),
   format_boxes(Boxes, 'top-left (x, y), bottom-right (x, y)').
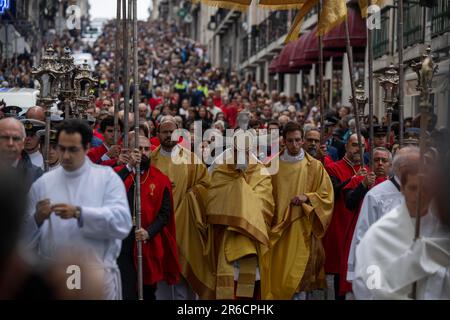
top-left (410, 46), bottom-right (436, 299)
top-left (132, 0), bottom-right (143, 301)
top-left (122, 0), bottom-right (130, 148)
top-left (367, 0), bottom-right (374, 169)
top-left (44, 108), bottom-right (51, 172)
top-left (318, 0), bottom-right (325, 142)
top-left (398, 0), bottom-right (405, 146)
top-left (114, 0), bottom-right (121, 144)
top-left (344, 11), bottom-right (365, 163)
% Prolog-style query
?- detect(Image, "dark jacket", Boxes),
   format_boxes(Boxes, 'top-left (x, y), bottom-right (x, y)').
top-left (16, 151), bottom-right (43, 191)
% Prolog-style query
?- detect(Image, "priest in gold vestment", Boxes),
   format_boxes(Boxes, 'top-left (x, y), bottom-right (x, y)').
top-left (151, 116), bottom-right (215, 299)
top-left (262, 121), bottom-right (334, 300)
top-left (207, 129), bottom-right (275, 299)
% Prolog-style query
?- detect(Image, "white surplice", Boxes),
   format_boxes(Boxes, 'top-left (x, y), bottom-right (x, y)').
top-left (23, 157), bottom-right (132, 300)
top-left (353, 202), bottom-right (450, 300)
top-left (347, 179), bottom-right (403, 281)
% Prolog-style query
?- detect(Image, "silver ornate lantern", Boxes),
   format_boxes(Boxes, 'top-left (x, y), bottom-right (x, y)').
top-left (73, 60), bottom-right (98, 118)
top-left (378, 63), bottom-right (399, 147)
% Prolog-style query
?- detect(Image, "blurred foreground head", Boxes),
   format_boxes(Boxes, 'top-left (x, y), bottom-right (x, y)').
top-left (0, 165), bottom-right (26, 273)
top-left (433, 129), bottom-right (450, 229)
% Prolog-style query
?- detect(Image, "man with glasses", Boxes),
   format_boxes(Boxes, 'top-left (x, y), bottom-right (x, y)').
top-left (20, 119), bottom-right (45, 169)
top-left (23, 119), bottom-right (131, 300)
top-left (303, 127), bottom-right (336, 166)
top-left (346, 146), bottom-right (420, 291)
top-left (0, 117), bottom-right (42, 190)
top-left (339, 147), bottom-right (392, 298)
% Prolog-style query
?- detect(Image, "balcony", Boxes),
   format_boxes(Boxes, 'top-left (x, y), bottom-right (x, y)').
top-left (403, 1), bottom-right (423, 47)
top-left (241, 35), bottom-right (249, 63)
top-left (268, 11), bottom-right (288, 44)
top-left (431, 0), bottom-right (450, 37)
top-left (372, 9), bottom-right (390, 58)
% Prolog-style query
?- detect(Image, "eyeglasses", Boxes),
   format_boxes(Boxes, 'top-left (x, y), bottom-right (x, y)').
top-left (57, 145), bottom-right (83, 154)
top-left (0, 135), bottom-right (24, 143)
top-left (139, 146), bottom-right (151, 152)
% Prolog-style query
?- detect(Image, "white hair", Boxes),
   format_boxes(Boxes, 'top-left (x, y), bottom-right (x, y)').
top-left (0, 117), bottom-right (26, 139)
top-left (392, 146), bottom-right (420, 176)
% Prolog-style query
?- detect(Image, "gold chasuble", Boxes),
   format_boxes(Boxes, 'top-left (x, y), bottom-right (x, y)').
top-left (151, 146), bottom-right (216, 299)
top-left (207, 162), bottom-right (275, 299)
top-left (262, 152), bottom-right (334, 299)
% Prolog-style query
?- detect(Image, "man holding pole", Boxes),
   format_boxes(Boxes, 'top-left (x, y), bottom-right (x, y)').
top-left (323, 133), bottom-right (368, 299)
top-left (116, 134), bottom-right (180, 300)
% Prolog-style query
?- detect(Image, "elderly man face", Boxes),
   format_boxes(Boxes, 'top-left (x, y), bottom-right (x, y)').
top-left (373, 148), bottom-right (392, 177)
top-left (0, 118), bottom-right (25, 164)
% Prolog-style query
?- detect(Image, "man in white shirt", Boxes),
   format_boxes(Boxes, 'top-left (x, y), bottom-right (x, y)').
top-left (353, 157), bottom-right (450, 299)
top-left (347, 146), bottom-right (420, 282)
top-left (23, 119), bottom-right (132, 299)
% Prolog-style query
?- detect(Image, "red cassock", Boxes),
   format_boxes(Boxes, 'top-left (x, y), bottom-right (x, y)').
top-left (120, 165), bottom-right (181, 285)
top-left (323, 159), bottom-right (368, 275)
top-left (339, 176), bottom-right (387, 295)
top-left (87, 144), bottom-right (117, 167)
top-left (323, 155), bottom-right (335, 167)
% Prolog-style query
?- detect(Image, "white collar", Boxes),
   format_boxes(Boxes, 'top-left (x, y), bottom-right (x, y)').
top-left (280, 148), bottom-right (305, 163)
top-left (160, 146), bottom-right (177, 157)
top-left (62, 157), bottom-right (89, 178)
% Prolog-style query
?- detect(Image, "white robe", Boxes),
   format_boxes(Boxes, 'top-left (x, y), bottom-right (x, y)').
top-left (347, 179), bottom-right (403, 281)
top-left (23, 157), bottom-right (132, 300)
top-left (353, 202), bottom-right (450, 300)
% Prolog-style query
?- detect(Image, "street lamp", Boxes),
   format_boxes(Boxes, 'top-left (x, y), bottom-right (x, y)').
top-left (349, 82), bottom-right (368, 121)
top-left (378, 63), bottom-right (399, 148)
top-left (348, 82), bottom-right (367, 164)
top-left (73, 60), bottom-right (98, 118)
top-left (58, 47), bottom-right (76, 119)
top-left (32, 45), bottom-right (61, 172)
top-left (207, 17), bottom-right (217, 31)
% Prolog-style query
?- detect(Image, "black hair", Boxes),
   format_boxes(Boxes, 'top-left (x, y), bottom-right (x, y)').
top-left (56, 119), bottom-right (93, 150)
top-left (139, 123), bottom-right (149, 138)
top-left (283, 121), bottom-right (304, 140)
top-left (100, 115), bottom-right (116, 133)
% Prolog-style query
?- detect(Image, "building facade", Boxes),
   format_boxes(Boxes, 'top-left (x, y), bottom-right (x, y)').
top-left (189, 0), bottom-right (449, 128)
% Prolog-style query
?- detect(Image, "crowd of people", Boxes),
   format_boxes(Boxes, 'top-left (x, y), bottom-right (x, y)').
top-left (0, 18), bottom-right (448, 300)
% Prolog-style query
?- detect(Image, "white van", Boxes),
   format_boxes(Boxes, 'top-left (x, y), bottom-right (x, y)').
top-left (0, 87), bottom-right (39, 115)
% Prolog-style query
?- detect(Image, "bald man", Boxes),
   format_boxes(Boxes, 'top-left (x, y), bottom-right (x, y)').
top-left (151, 116), bottom-right (214, 300)
top-left (26, 106), bottom-right (46, 122)
top-left (0, 118), bottom-right (42, 190)
top-left (323, 133), bottom-right (368, 299)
